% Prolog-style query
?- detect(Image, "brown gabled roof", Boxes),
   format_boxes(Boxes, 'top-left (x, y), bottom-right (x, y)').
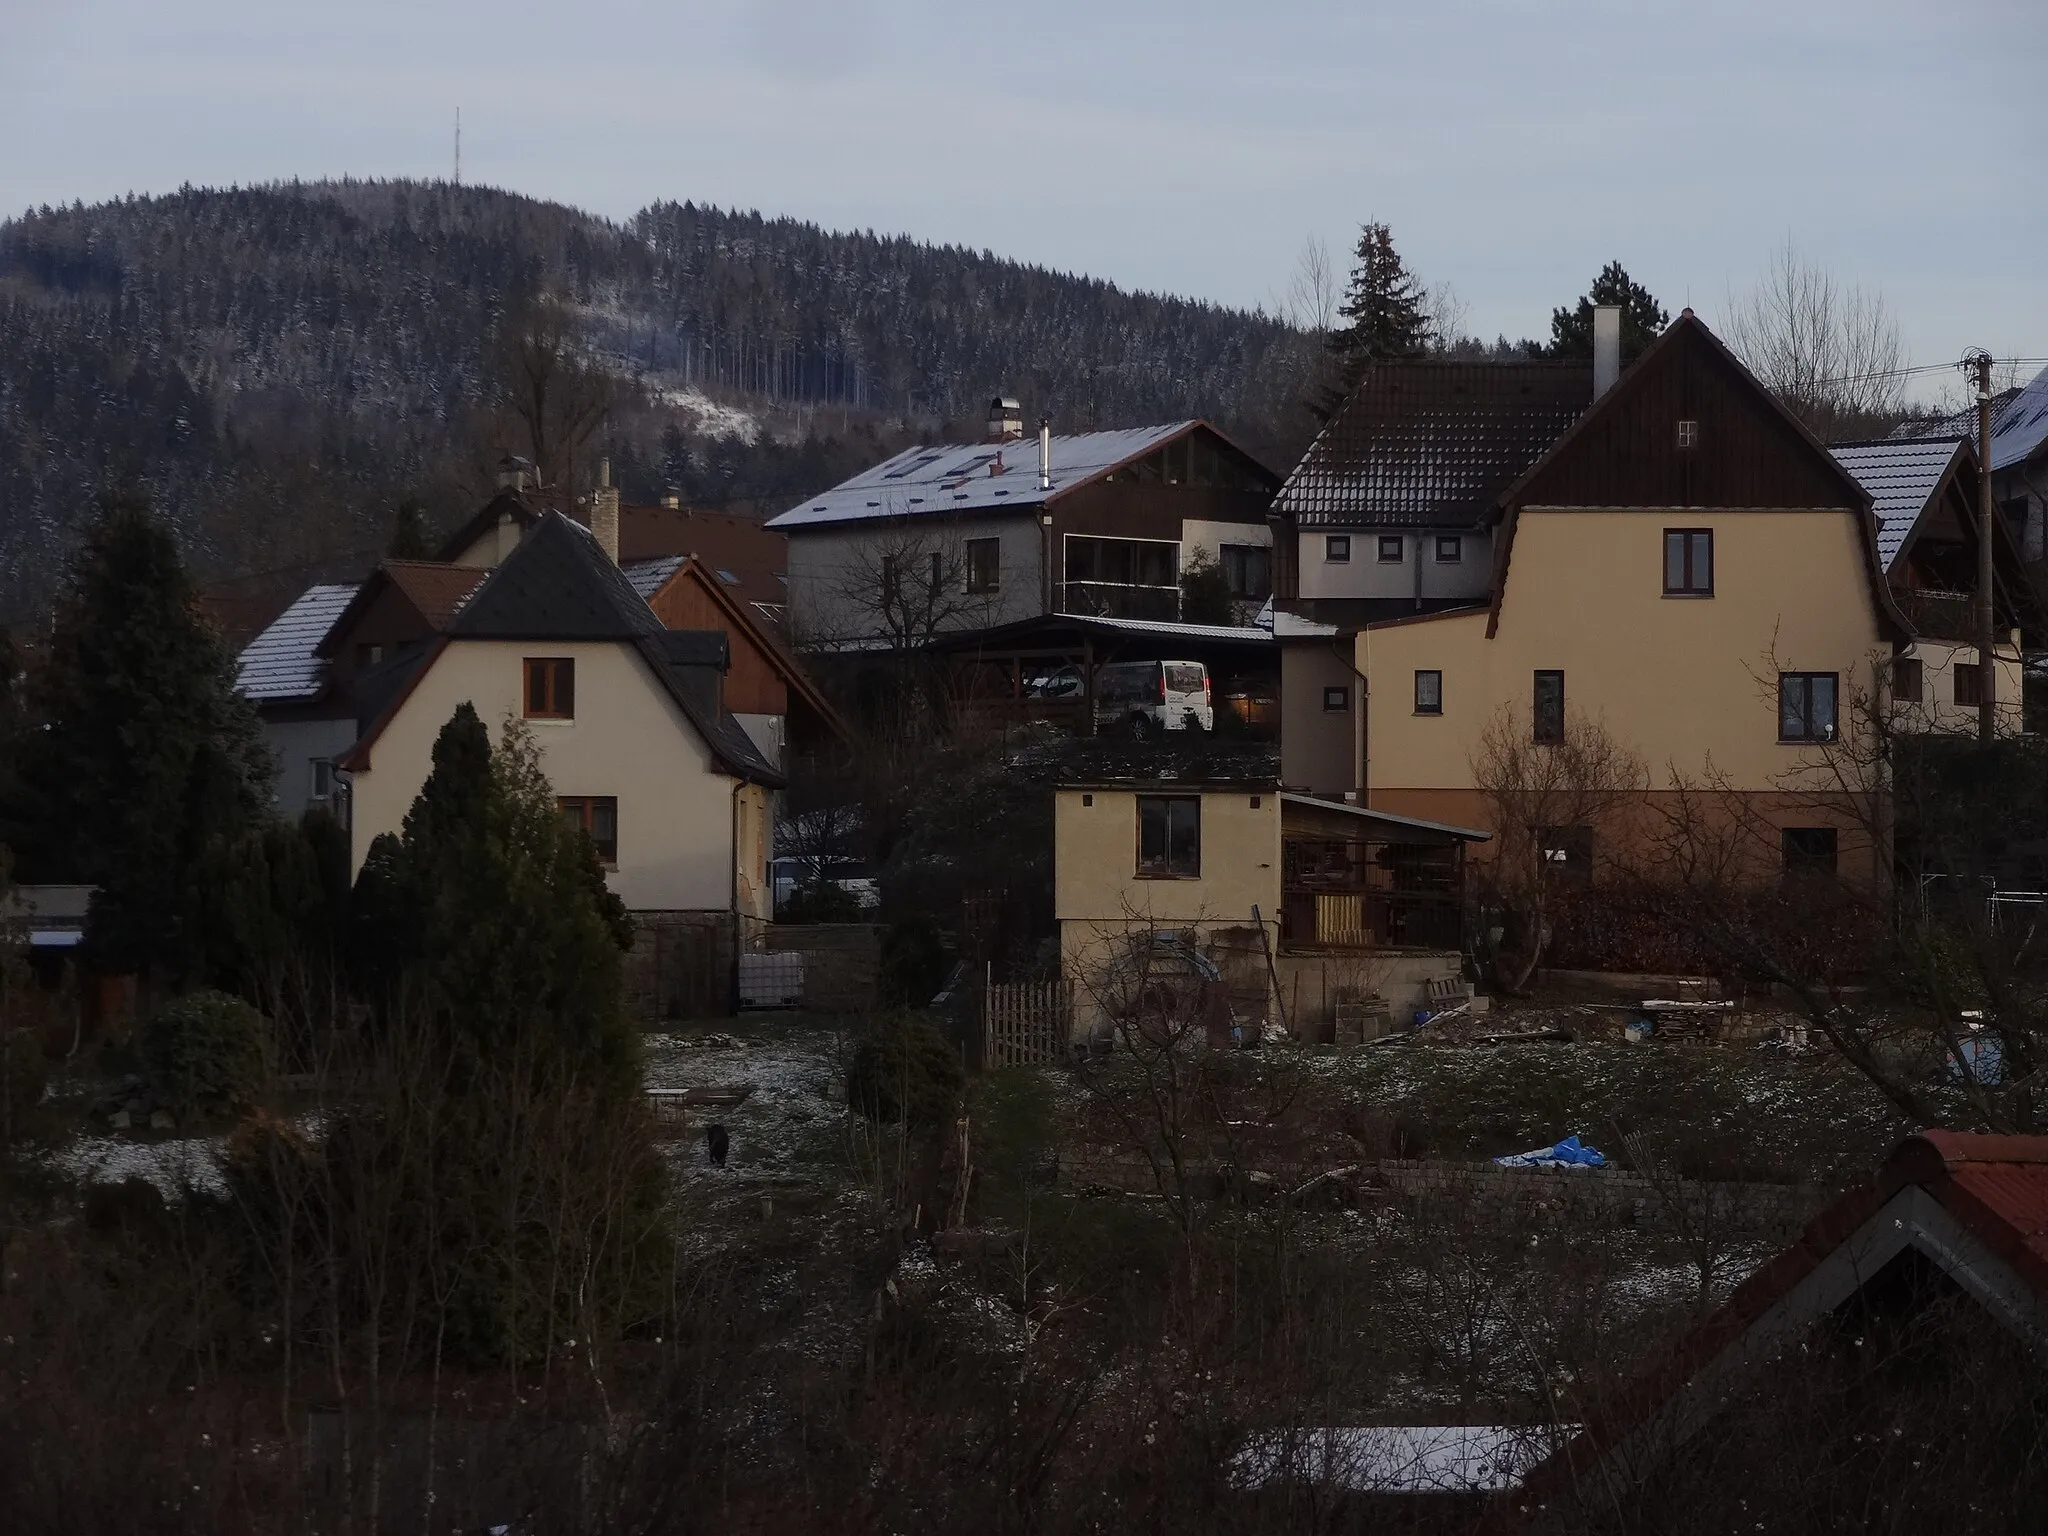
top-left (312, 560), bottom-right (487, 660)
top-left (630, 554), bottom-right (850, 745)
top-left (1276, 362), bottom-right (1594, 530)
top-left (1504, 1129), bottom-right (2048, 1524)
top-left (381, 560), bottom-right (488, 629)
top-left (1483, 311), bottom-right (1910, 643)
top-left (616, 504), bottom-right (788, 616)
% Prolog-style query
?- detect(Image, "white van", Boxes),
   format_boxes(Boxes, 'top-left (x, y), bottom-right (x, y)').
top-left (1093, 659), bottom-right (1213, 737)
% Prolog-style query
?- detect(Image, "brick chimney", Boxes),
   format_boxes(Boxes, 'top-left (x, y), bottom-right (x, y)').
top-left (592, 458), bottom-right (620, 563)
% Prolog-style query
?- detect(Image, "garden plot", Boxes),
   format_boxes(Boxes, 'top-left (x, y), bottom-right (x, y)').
top-left (641, 1016), bottom-right (854, 1188)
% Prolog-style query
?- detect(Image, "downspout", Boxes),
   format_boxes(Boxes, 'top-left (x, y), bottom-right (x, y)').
top-left (729, 776), bottom-right (746, 1012)
top-left (1412, 531), bottom-right (1424, 612)
top-left (1330, 635), bottom-right (1372, 802)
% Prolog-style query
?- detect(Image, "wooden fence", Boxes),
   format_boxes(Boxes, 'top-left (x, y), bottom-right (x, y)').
top-left (982, 978), bottom-right (1073, 1068)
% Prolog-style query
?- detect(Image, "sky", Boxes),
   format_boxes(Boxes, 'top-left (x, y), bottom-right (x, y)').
top-left (4, 0), bottom-right (2044, 401)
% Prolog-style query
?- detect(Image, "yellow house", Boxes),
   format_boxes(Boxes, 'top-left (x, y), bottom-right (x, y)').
top-left (1054, 778), bottom-right (1488, 1040)
top-left (1357, 313), bottom-right (1915, 886)
top-left (339, 512), bottom-right (781, 1016)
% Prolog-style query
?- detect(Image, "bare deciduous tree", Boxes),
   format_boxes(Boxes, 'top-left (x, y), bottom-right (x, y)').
top-left (1723, 241), bottom-right (1908, 439)
top-left (488, 292), bottom-right (621, 490)
top-left (1280, 235), bottom-right (1341, 335)
top-left (1470, 705), bottom-right (1648, 993)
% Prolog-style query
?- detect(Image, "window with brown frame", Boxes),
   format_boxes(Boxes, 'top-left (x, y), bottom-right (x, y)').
top-left (1414, 669), bottom-right (1443, 715)
top-left (965, 537), bottom-right (1001, 593)
top-left (1781, 826), bottom-right (1837, 878)
top-left (1136, 795), bottom-right (1201, 878)
top-left (1533, 670), bottom-right (1565, 743)
top-left (524, 657), bottom-right (575, 719)
top-left (1892, 656), bottom-right (1923, 704)
top-left (1955, 659), bottom-right (1989, 707)
top-left (559, 796), bottom-right (618, 865)
top-left (1778, 672), bottom-right (1838, 743)
top-left (1376, 535), bottom-right (1405, 563)
top-left (1325, 534), bottom-right (1351, 563)
top-left (1664, 529), bottom-right (1713, 596)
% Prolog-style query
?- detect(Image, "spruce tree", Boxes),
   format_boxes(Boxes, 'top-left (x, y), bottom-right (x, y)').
top-left (1317, 222), bottom-right (1430, 416)
top-left (1547, 261), bottom-right (1670, 364)
top-left (11, 488), bottom-right (272, 980)
top-left (386, 498), bottom-right (434, 560)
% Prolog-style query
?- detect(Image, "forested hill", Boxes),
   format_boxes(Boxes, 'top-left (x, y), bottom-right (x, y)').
top-left (0, 180), bottom-right (1316, 618)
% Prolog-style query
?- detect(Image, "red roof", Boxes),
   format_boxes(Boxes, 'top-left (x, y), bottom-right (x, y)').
top-left (380, 560), bottom-right (488, 629)
top-left (1502, 1130), bottom-right (2048, 1525)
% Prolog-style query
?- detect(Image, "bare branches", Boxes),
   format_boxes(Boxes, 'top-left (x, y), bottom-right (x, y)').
top-left (1470, 705), bottom-right (1648, 992)
top-left (488, 292), bottom-right (620, 490)
top-left (1724, 241), bottom-right (1908, 439)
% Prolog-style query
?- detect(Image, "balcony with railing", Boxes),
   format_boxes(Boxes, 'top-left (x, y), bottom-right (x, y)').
top-left (1055, 580), bottom-right (1182, 622)
top-left (1895, 588), bottom-right (1976, 642)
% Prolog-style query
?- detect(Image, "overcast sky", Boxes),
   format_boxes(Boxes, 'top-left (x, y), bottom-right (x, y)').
top-left (4, 0), bottom-right (2043, 398)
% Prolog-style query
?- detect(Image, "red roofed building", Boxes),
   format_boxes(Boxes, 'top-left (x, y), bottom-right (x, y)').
top-left (1504, 1131), bottom-right (2048, 1531)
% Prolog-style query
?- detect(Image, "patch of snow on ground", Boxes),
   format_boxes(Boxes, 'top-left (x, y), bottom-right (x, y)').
top-left (651, 387), bottom-right (762, 444)
top-left (644, 1023), bottom-right (848, 1182)
top-left (55, 1133), bottom-right (229, 1198)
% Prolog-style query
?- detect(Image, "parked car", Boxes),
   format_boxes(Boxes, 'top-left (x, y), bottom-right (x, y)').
top-left (1022, 664), bottom-right (1084, 700)
top-left (770, 857), bottom-right (879, 911)
top-left (1092, 659), bottom-right (1213, 737)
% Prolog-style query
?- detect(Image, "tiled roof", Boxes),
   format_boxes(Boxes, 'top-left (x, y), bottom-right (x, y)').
top-left (1830, 437), bottom-right (1966, 571)
top-left (619, 506), bottom-right (787, 615)
top-left (766, 424), bottom-right (1200, 531)
top-left (1893, 365), bottom-right (2048, 473)
top-left (380, 560), bottom-right (488, 629)
top-left (236, 583), bottom-right (357, 702)
top-left (1276, 362), bottom-right (1592, 529)
top-left (622, 555), bottom-right (687, 601)
top-left (450, 516), bottom-right (667, 643)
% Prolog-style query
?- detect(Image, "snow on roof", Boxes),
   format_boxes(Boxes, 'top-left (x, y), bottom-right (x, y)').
top-left (1893, 365), bottom-right (2048, 474)
top-left (1991, 366), bottom-right (2048, 472)
top-left (1830, 438), bottom-right (1965, 571)
top-left (764, 424), bottom-right (1198, 531)
top-left (622, 554), bottom-right (686, 600)
top-left (1077, 613), bottom-right (1274, 643)
top-left (235, 583), bottom-right (357, 702)
top-left (1233, 1425), bottom-right (1571, 1494)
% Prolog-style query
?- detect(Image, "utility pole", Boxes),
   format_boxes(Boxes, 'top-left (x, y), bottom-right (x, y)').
top-left (1975, 351), bottom-right (1997, 746)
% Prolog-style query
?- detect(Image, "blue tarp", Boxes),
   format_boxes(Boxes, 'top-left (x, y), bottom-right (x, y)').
top-left (1493, 1135), bottom-right (1607, 1170)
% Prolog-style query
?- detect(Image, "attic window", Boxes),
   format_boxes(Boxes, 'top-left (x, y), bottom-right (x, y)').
top-left (1677, 420), bottom-right (1700, 449)
top-left (524, 657), bottom-right (575, 720)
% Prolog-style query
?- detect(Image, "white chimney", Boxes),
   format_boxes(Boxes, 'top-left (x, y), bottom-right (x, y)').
top-left (1037, 418), bottom-right (1052, 492)
top-left (1593, 305), bottom-right (1622, 400)
top-left (592, 457), bottom-right (620, 564)
top-left (987, 396), bottom-right (1024, 443)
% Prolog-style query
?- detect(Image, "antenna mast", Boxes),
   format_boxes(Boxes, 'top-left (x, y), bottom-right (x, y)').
top-left (454, 108), bottom-right (461, 186)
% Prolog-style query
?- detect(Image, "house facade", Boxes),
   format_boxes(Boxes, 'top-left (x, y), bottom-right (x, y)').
top-left (769, 411), bottom-right (1279, 648)
top-left (1355, 312), bottom-right (1908, 886)
top-left (338, 513), bottom-right (782, 1016)
top-left (1831, 435), bottom-right (2032, 737)
top-left (1269, 363), bottom-right (1593, 797)
top-left (1053, 777), bottom-right (1484, 1041)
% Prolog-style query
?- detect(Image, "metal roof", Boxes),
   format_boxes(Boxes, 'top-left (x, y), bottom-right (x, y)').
top-left (1276, 362), bottom-right (1592, 529)
top-left (1278, 792), bottom-right (1491, 841)
top-left (236, 583), bottom-right (357, 702)
top-left (1893, 365), bottom-right (2048, 474)
top-left (764, 423), bottom-right (1199, 531)
top-left (1830, 437), bottom-right (1966, 571)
